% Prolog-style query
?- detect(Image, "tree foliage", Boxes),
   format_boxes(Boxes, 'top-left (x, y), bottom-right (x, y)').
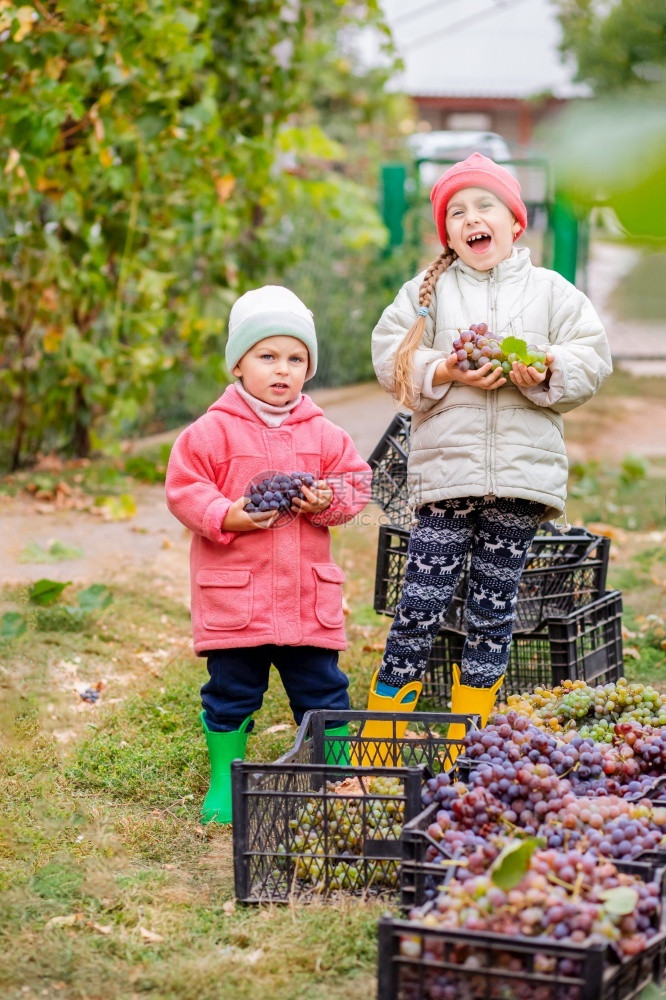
top-left (554, 0), bottom-right (666, 93)
top-left (0, 0), bottom-right (401, 469)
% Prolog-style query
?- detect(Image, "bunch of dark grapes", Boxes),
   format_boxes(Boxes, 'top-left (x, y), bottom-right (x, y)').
top-left (244, 471), bottom-right (317, 524)
top-left (451, 323), bottom-right (547, 374)
top-left (407, 848), bottom-right (661, 959)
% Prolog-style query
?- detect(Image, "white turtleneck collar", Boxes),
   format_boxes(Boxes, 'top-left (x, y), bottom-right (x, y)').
top-left (233, 381), bottom-right (303, 427)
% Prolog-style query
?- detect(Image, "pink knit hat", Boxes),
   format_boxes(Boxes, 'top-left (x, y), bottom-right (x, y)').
top-left (430, 152), bottom-right (528, 248)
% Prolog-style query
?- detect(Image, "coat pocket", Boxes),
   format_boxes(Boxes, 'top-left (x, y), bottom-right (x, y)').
top-left (196, 569), bottom-right (253, 631)
top-left (312, 564), bottom-right (345, 629)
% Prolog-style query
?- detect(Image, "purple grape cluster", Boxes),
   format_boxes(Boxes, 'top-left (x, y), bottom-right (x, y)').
top-left (421, 714), bottom-right (666, 864)
top-left (244, 471), bottom-right (317, 523)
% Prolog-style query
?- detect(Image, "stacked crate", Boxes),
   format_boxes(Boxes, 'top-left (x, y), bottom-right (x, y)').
top-left (369, 414), bottom-right (622, 700)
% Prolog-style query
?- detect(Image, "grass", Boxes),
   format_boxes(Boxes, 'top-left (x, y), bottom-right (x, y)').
top-left (1, 367), bottom-right (666, 997)
top-left (0, 513), bottom-right (388, 1000)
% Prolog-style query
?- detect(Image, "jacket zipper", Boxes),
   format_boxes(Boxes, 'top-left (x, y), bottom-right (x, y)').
top-left (487, 271), bottom-right (499, 496)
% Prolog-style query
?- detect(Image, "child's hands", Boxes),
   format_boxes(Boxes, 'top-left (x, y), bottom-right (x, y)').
top-left (509, 352), bottom-right (555, 388)
top-left (222, 496), bottom-right (278, 531)
top-left (436, 351), bottom-right (506, 391)
top-left (292, 480), bottom-right (333, 514)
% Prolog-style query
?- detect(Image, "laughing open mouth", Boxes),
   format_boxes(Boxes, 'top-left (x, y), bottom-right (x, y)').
top-left (467, 232), bottom-right (492, 250)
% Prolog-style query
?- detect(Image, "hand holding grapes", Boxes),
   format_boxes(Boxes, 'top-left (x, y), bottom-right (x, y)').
top-left (510, 351), bottom-right (554, 388)
top-left (222, 495), bottom-right (278, 531)
top-left (292, 480), bottom-right (333, 514)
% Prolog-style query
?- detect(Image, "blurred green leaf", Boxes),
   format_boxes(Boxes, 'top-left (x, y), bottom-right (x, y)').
top-left (544, 89), bottom-right (666, 239)
top-left (28, 579), bottom-right (71, 606)
top-left (18, 540), bottom-right (84, 563)
top-left (77, 584), bottom-right (113, 612)
top-left (1, 612), bottom-right (27, 640)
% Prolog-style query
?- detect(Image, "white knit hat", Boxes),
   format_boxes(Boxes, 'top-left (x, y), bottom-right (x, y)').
top-left (226, 285), bottom-right (318, 381)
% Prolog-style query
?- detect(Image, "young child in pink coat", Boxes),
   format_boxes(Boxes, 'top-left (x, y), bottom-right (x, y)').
top-left (166, 285), bottom-right (371, 823)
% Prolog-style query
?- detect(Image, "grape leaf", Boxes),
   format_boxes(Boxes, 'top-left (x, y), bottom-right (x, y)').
top-left (1, 612), bottom-right (26, 640)
top-left (28, 579), bottom-right (71, 606)
top-left (77, 584), bottom-right (113, 612)
top-left (489, 837), bottom-right (545, 891)
top-left (599, 886), bottom-right (639, 916)
top-left (18, 540), bottom-right (84, 563)
top-left (500, 336), bottom-right (532, 364)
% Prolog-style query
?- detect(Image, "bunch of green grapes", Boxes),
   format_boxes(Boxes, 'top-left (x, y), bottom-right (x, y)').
top-left (502, 678), bottom-right (666, 736)
top-left (275, 775), bottom-right (404, 892)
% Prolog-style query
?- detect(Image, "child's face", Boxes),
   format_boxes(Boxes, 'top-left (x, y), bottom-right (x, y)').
top-left (444, 186), bottom-right (520, 271)
top-left (233, 335), bottom-right (309, 405)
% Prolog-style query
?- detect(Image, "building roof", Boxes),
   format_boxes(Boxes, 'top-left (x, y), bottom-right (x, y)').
top-left (379, 0), bottom-right (590, 100)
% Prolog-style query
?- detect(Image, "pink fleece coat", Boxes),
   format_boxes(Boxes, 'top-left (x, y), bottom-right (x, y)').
top-left (165, 385), bottom-right (371, 653)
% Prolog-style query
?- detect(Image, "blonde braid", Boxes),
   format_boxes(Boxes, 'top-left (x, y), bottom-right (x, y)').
top-left (393, 248), bottom-right (458, 408)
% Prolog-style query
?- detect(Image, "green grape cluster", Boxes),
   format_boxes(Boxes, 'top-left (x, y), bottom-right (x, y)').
top-left (275, 775), bottom-right (404, 892)
top-left (504, 677), bottom-right (666, 735)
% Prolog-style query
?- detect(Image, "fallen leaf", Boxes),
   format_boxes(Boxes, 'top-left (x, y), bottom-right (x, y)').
top-left (138, 927), bottom-right (164, 943)
top-left (362, 643), bottom-right (385, 652)
top-left (623, 646), bottom-right (641, 660)
top-left (262, 724), bottom-right (292, 734)
top-left (89, 922), bottom-right (112, 935)
top-left (222, 900), bottom-right (236, 916)
top-left (586, 522), bottom-right (626, 543)
top-left (45, 913), bottom-right (83, 928)
top-left (243, 948), bottom-right (264, 965)
top-left (342, 596), bottom-right (351, 616)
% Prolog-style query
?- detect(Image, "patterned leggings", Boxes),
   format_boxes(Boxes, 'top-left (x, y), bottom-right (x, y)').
top-left (379, 496), bottom-right (545, 689)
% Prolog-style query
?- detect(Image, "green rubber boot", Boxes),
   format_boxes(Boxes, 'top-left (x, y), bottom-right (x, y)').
top-left (200, 711), bottom-right (252, 825)
top-left (324, 723), bottom-right (350, 766)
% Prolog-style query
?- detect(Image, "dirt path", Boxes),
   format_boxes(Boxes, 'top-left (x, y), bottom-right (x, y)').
top-left (0, 377), bottom-right (664, 601)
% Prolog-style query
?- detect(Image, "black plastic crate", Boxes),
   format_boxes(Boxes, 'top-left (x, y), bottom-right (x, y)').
top-left (377, 913), bottom-right (666, 1000)
top-left (231, 710), bottom-right (478, 903)
top-left (368, 412), bottom-right (411, 528)
top-left (400, 802), bottom-right (666, 913)
top-left (422, 591), bottom-right (623, 704)
top-left (375, 524), bottom-right (610, 633)
top-left (232, 760), bottom-right (424, 903)
top-left (274, 708), bottom-right (479, 773)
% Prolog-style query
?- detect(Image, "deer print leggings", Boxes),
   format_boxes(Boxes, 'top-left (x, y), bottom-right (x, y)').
top-left (379, 496), bottom-right (546, 689)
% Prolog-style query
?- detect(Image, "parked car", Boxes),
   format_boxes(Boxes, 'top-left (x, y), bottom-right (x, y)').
top-left (406, 130), bottom-right (514, 186)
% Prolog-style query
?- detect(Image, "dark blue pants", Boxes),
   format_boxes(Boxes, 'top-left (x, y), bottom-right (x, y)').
top-left (379, 496), bottom-right (545, 689)
top-left (202, 645), bottom-right (350, 732)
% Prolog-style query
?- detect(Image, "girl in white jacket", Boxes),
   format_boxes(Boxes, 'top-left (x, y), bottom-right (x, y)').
top-left (362, 153), bottom-right (612, 759)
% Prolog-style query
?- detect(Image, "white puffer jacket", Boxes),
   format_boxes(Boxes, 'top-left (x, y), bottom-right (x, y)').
top-left (372, 248), bottom-right (612, 520)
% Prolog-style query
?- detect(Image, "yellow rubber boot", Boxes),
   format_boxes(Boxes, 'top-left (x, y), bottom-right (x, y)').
top-left (446, 664), bottom-right (504, 769)
top-left (353, 670), bottom-right (422, 767)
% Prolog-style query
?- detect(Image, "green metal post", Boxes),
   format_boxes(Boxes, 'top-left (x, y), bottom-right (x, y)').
top-left (550, 192), bottom-right (579, 284)
top-left (381, 163), bottom-right (407, 248)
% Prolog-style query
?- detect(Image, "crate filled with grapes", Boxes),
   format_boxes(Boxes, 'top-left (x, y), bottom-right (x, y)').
top-left (231, 708), bottom-right (478, 903)
top-left (378, 847), bottom-right (666, 1000)
top-left (422, 591), bottom-right (623, 703)
top-left (374, 524), bottom-right (610, 633)
top-left (399, 710), bottom-right (666, 912)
